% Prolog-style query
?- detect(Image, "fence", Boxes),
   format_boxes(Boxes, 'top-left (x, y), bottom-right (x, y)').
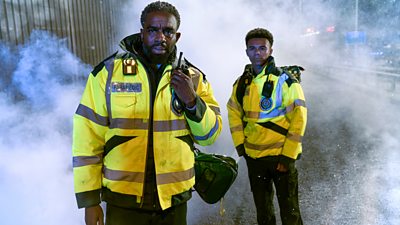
top-left (0, 0), bottom-right (122, 65)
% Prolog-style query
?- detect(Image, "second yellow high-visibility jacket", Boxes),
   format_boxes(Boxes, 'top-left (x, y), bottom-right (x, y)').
top-left (72, 34), bottom-right (222, 210)
top-left (227, 57), bottom-right (307, 166)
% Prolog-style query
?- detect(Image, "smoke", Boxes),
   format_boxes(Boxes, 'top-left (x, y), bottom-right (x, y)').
top-left (0, 30), bottom-right (90, 225)
top-left (0, 0), bottom-right (399, 225)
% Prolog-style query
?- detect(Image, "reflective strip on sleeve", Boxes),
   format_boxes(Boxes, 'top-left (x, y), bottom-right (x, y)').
top-left (156, 167), bottom-right (195, 185)
top-left (209, 105), bottom-right (221, 115)
top-left (73, 154), bottom-right (103, 167)
top-left (287, 132), bottom-right (303, 143)
top-left (286, 99), bottom-right (306, 114)
top-left (193, 118), bottom-right (220, 141)
top-left (75, 104), bottom-right (109, 126)
top-left (227, 98), bottom-right (241, 111)
top-left (230, 124), bottom-right (243, 133)
top-left (103, 166), bottom-right (144, 183)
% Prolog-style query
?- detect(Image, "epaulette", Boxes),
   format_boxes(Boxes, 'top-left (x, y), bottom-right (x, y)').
top-left (91, 51), bottom-right (118, 77)
top-left (280, 65), bottom-right (304, 86)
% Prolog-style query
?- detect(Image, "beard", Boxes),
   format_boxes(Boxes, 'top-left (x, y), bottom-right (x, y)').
top-left (142, 43), bottom-right (172, 65)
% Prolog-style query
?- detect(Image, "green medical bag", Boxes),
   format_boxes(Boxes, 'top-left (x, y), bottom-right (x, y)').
top-left (194, 148), bottom-right (238, 204)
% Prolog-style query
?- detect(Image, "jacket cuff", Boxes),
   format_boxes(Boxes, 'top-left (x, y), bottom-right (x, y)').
top-left (278, 155), bottom-right (295, 169)
top-left (75, 189), bottom-right (101, 209)
top-left (235, 144), bottom-right (245, 157)
top-left (184, 96), bottom-right (206, 123)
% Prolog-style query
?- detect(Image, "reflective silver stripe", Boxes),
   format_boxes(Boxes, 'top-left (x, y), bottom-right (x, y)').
top-left (103, 166), bottom-right (144, 183)
top-left (157, 167), bottom-right (195, 185)
top-left (227, 98), bottom-right (241, 111)
top-left (75, 104), bottom-right (109, 126)
top-left (246, 99), bottom-right (306, 120)
top-left (108, 118), bottom-right (190, 131)
top-left (153, 119), bottom-right (188, 132)
top-left (286, 99), bottom-right (306, 113)
top-left (245, 141), bottom-right (284, 151)
top-left (230, 124), bottom-right (243, 133)
top-left (194, 118), bottom-right (220, 141)
top-left (209, 105), bottom-right (221, 115)
top-left (109, 118), bottom-right (148, 129)
top-left (287, 132), bottom-right (303, 143)
top-left (105, 58), bottom-right (115, 121)
top-left (295, 99), bottom-right (306, 107)
top-left (73, 154), bottom-right (103, 167)
top-left (246, 111), bottom-right (260, 119)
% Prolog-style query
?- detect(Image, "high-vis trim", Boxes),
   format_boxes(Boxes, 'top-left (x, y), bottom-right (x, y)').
top-left (245, 140), bottom-right (284, 150)
top-left (209, 106), bottom-right (221, 115)
top-left (246, 108), bottom-right (286, 119)
top-left (103, 166), bottom-right (144, 183)
top-left (73, 154), bottom-right (103, 167)
top-left (105, 59), bottom-right (115, 121)
top-left (153, 119), bottom-right (188, 132)
top-left (287, 132), bottom-right (303, 143)
top-left (193, 118), bottom-right (220, 141)
top-left (157, 167), bottom-right (195, 185)
top-left (246, 99), bottom-right (306, 120)
top-left (230, 124), bottom-right (244, 133)
top-left (107, 119), bottom-right (191, 131)
top-left (227, 98), bottom-right (241, 111)
top-left (274, 73), bottom-right (287, 107)
top-left (109, 118), bottom-right (149, 129)
top-left (286, 99), bottom-right (306, 113)
top-left (76, 104), bottom-right (109, 126)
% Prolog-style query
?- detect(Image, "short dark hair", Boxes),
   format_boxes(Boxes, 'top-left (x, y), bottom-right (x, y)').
top-left (245, 28), bottom-right (274, 46)
top-left (140, 1), bottom-right (181, 29)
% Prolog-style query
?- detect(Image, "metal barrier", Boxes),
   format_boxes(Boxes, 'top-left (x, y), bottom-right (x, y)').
top-left (0, 0), bottom-right (120, 66)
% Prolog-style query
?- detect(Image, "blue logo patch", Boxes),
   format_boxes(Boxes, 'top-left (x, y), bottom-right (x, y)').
top-left (260, 97), bottom-right (273, 111)
top-left (111, 82), bottom-right (142, 93)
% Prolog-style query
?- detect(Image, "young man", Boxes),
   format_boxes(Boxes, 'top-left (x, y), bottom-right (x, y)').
top-left (72, 2), bottom-right (222, 225)
top-left (227, 28), bottom-right (307, 225)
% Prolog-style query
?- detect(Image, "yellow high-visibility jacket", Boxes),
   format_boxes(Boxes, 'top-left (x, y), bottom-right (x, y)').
top-left (227, 57), bottom-right (307, 165)
top-left (72, 36), bottom-right (222, 210)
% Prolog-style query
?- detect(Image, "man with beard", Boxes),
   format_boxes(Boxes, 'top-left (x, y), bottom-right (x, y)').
top-left (227, 28), bottom-right (307, 225)
top-left (72, 2), bottom-right (222, 225)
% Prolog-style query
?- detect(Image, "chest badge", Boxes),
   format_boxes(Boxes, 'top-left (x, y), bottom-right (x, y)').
top-left (123, 59), bottom-right (137, 75)
top-left (260, 97), bottom-right (273, 111)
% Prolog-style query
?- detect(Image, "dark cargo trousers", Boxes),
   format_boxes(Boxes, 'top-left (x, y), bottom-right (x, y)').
top-left (245, 156), bottom-right (303, 225)
top-left (105, 202), bottom-right (187, 225)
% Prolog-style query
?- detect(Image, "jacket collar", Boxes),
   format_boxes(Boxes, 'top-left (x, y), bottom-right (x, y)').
top-left (119, 33), bottom-right (178, 67)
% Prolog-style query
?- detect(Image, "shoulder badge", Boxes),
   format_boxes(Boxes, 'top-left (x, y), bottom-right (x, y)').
top-left (123, 59), bottom-right (137, 75)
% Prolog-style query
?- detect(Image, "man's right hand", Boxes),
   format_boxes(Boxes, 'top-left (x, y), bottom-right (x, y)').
top-left (85, 205), bottom-right (104, 225)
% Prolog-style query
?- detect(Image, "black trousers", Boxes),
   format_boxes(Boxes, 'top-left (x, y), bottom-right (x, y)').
top-left (245, 156), bottom-right (303, 225)
top-left (105, 202), bottom-right (187, 225)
